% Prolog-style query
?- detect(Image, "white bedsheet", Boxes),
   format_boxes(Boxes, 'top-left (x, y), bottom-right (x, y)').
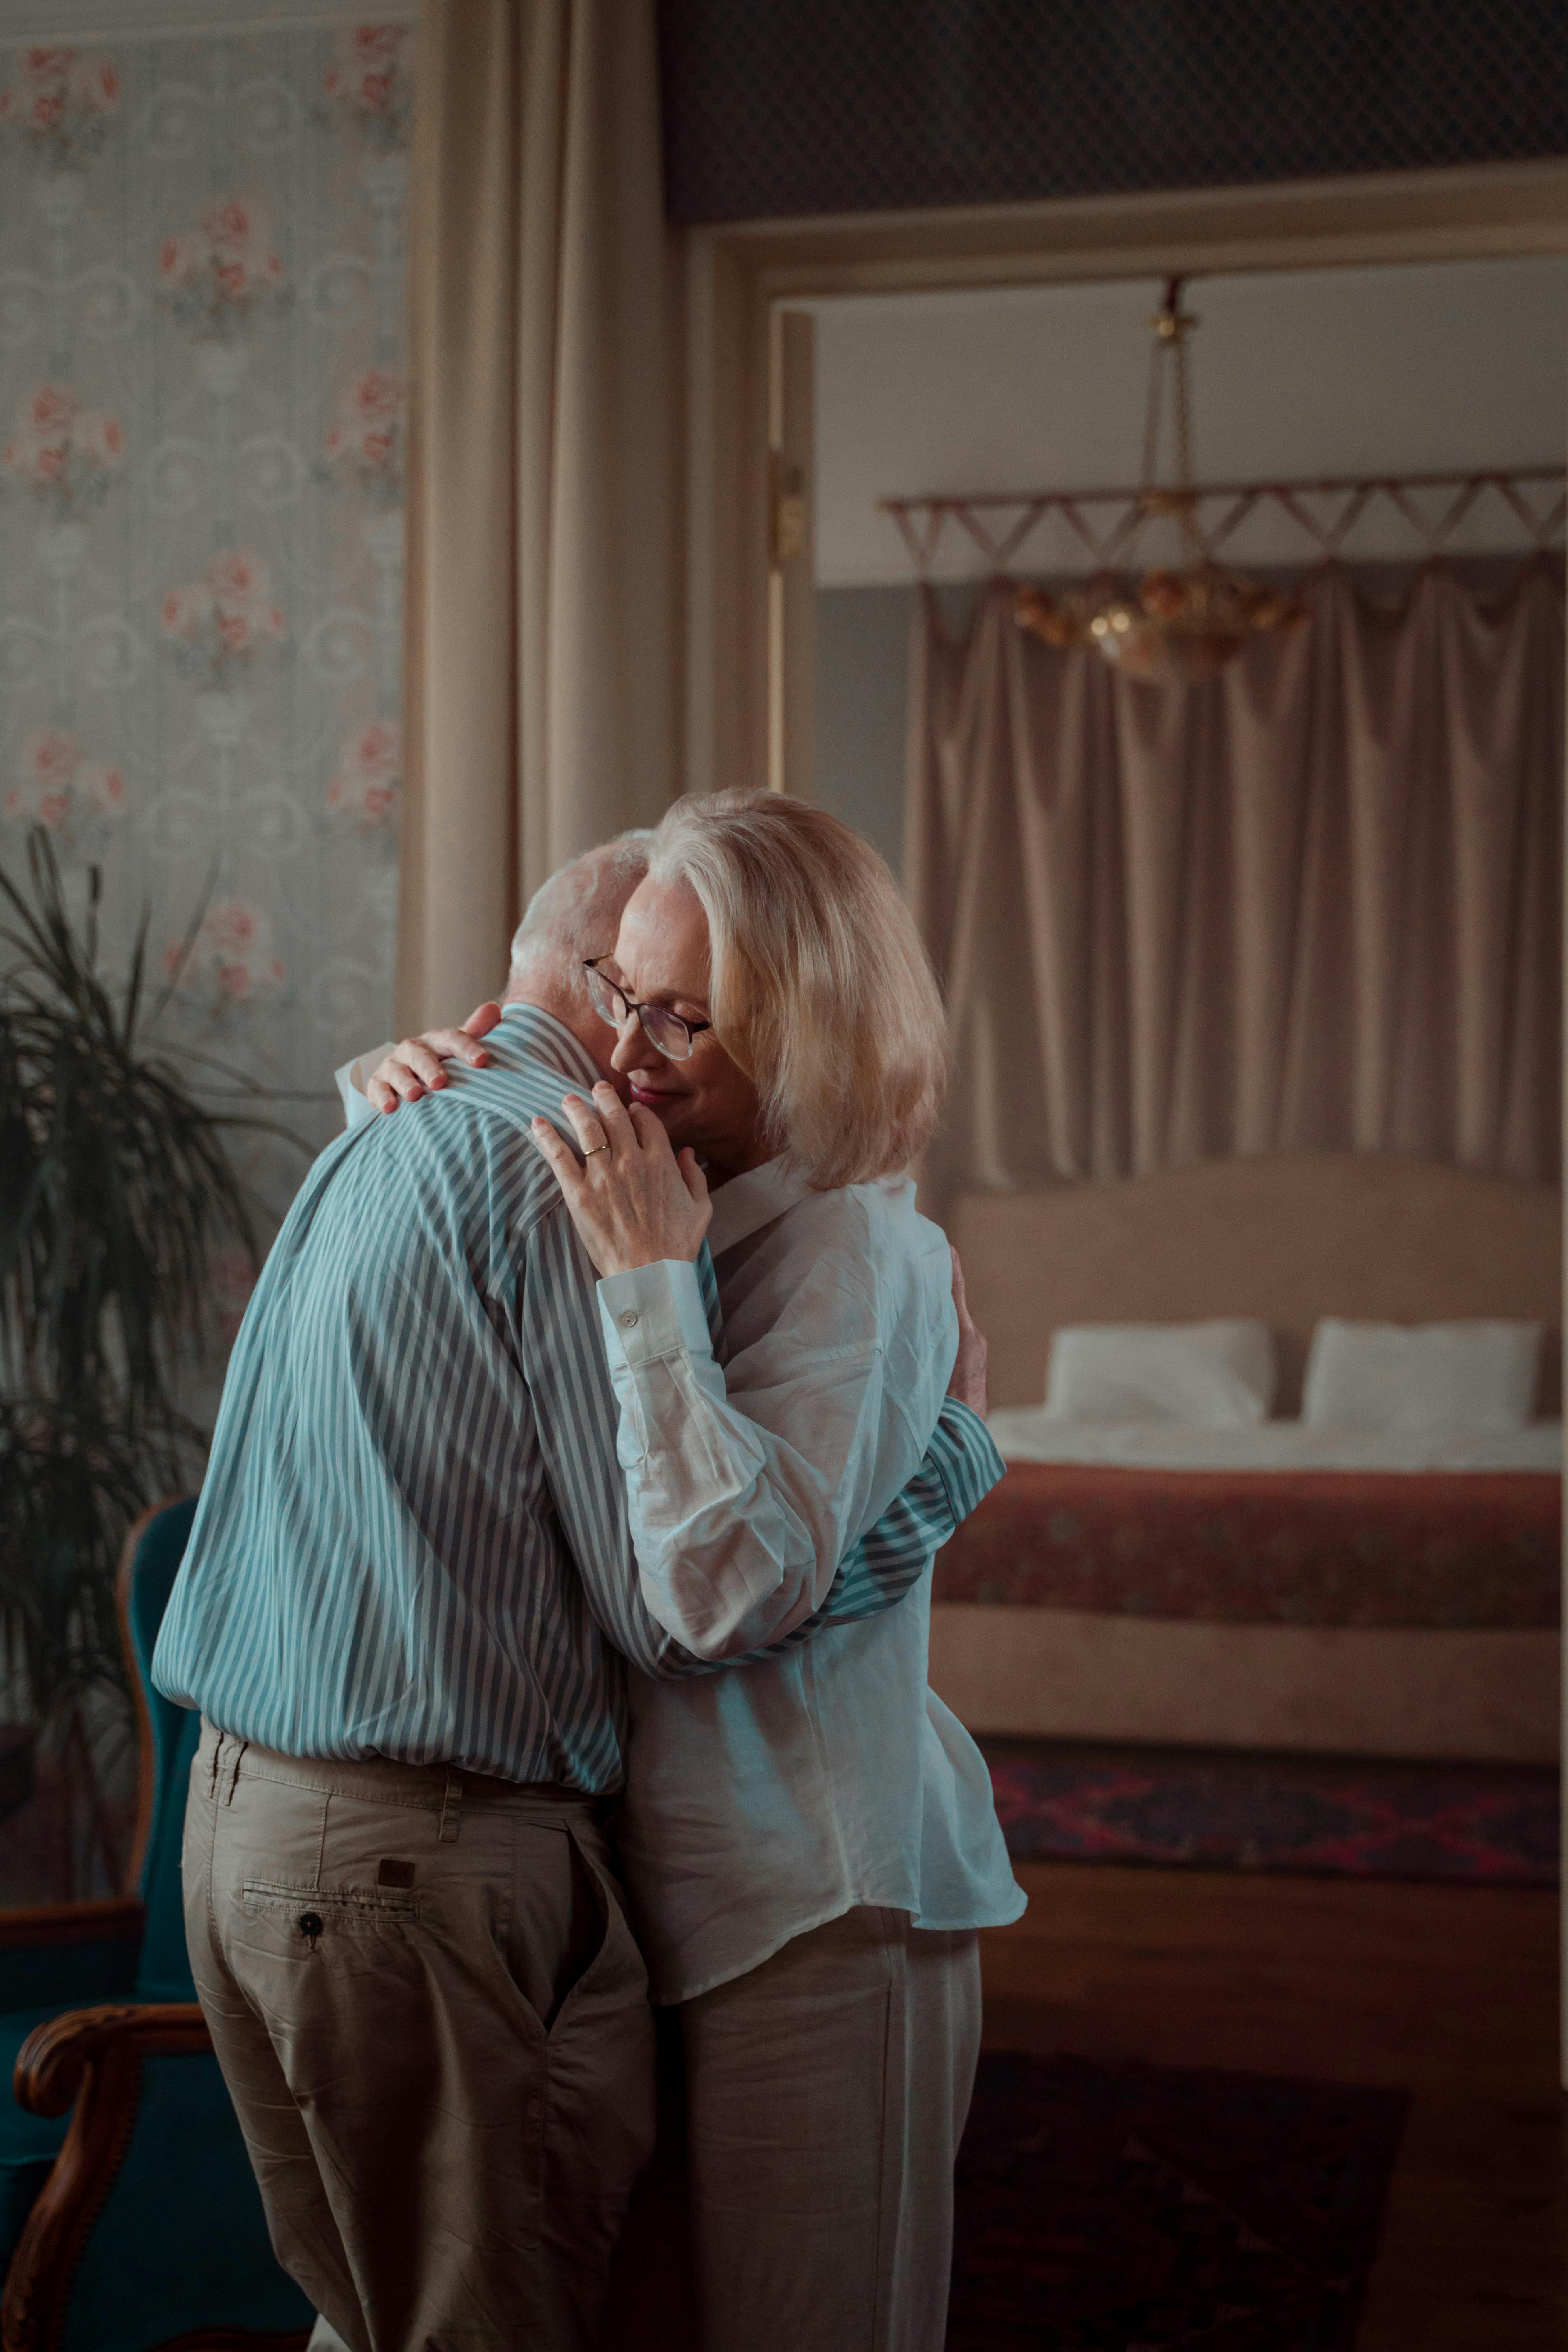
top-left (984, 1410), bottom-right (1564, 1473)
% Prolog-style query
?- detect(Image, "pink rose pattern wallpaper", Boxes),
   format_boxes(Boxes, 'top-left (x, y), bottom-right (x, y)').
top-left (0, 22), bottom-right (414, 1249)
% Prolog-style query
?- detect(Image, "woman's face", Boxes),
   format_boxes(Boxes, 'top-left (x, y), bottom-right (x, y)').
top-left (602, 875), bottom-right (768, 1180)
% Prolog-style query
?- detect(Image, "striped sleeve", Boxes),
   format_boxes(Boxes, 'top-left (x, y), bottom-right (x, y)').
top-left (797, 1395), bottom-right (1005, 1629)
top-left (694, 1244), bottom-right (721, 1343)
top-left (918, 1397), bottom-right (1009, 1525)
top-left (704, 1396), bottom-right (1007, 1667)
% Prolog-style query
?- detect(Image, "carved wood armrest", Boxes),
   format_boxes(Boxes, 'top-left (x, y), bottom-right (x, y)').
top-left (5, 2003), bottom-right (217, 2352)
top-left (14, 2001), bottom-right (209, 2118)
top-left (0, 1898), bottom-right (144, 1951)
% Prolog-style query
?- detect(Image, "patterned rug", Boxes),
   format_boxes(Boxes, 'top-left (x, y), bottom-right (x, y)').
top-left (985, 1738), bottom-right (1559, 1887)
top-left (950, 2051), bottom-right (1407, 2352)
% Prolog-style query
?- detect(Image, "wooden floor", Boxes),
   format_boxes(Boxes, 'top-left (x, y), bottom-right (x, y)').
top-left (980, 1863), bottom-right (1566, 2351)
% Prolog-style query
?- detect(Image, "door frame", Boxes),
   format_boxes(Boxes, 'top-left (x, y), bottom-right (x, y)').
top-left (681, 154), bottom-right (1568, 802)
top-left (680, 152), bottom-right (1568, 2080)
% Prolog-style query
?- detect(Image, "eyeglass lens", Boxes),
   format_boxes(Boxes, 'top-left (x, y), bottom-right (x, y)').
top-left (585, 965), bottom-right (694, 1061)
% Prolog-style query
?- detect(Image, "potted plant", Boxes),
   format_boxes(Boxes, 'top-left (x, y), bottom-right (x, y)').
top-left (0, 830), bottom-right (287, 1897)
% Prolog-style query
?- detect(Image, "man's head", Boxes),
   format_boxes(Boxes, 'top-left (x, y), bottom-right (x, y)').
top-left (503, 832), bottom-right (651, 1073)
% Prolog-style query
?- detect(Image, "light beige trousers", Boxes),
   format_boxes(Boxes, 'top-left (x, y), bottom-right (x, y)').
top-left (183, 1719), bottom-right (655, 2352)
top-left (678, 1905), bottom-right (982, 2352)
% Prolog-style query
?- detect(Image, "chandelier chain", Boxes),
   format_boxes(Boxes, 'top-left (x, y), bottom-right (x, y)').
top-left (1139, 317), bottom-right (1167, 488)
top-left (1172, 322), bottom-right (1194, 493)
top-left (1138, 277), bottom-right (1209, 563)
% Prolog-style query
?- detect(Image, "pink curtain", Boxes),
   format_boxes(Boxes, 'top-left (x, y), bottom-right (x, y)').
top-left (907, 560), bottom-right (1564, 1198)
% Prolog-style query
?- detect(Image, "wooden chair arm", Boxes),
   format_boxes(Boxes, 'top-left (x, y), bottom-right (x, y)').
top-left (14, 2001), bottom-right (209, 2120)
top-left (4, 2002), bottom-right (227, 2352)
top-left (0, 1898), bottom-right (144, 1951)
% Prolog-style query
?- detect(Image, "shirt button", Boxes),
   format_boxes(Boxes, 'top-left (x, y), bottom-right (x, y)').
top-left (620, 1310), bottom-right (639, 1330)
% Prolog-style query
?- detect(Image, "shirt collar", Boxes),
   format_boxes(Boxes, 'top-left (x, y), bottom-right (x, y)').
top-left (497, 1002), bottom-right (603, 1091)
top-left (705, 1156), bottom-right (813, 1257)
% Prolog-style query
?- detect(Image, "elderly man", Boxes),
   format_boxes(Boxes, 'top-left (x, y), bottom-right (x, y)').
top-left (155, 833), bottom-right (1001, 2352)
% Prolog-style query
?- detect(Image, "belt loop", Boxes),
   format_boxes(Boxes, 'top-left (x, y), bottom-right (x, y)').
top-left (224, 1740), bottom-right (248, 1807)
top-left (437, 1770), bottom-right (462, 1843)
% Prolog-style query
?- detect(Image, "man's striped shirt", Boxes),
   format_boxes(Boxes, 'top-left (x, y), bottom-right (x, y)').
top-left (153, 1006), bottom-right (1001, 1791)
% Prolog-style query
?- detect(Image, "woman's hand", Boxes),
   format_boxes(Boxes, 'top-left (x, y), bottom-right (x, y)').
top-left (946, 1245), bottom-right (989, 1416)
top-left (367, 1002), bottom-right (502, 1112)
top-left (531, 1081), bottom-right (712, 1276)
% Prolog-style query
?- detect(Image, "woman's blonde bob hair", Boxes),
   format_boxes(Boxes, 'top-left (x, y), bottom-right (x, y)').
top-left (644, 788), bottom-right (947, 1191)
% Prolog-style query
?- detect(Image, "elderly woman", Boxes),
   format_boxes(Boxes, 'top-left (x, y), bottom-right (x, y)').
top-left (520, 790), bottom-right (1023, 2352)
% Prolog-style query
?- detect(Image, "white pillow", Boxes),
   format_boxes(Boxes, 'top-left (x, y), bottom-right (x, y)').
top-left (1302, 1319), bottom-right (1542, 1432)
top-left (1045, 1320), bottom-right (1275, 1426)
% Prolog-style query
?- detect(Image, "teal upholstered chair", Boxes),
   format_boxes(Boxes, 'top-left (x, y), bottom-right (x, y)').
top-left (0, 1496), bottom-right (313, 2350)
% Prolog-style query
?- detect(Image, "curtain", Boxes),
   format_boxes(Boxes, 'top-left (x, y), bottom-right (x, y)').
top-left (398, 0), bottom-right (681, 1033)
top-left (908, 561), bottom-right (1564, 1199)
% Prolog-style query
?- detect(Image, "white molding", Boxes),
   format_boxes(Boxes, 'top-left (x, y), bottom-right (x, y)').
top-left (0, 0), bottom-right (416, 40)
top-left (703, 156), bottom-right (1568, 271)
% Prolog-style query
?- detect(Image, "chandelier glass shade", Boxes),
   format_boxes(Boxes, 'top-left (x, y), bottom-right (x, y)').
top-left (1016, 279), bottom-right (1304, 681)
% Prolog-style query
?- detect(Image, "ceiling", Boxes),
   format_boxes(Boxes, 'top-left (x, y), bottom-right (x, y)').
top-left (808, 253), bottom-right (1568, 585)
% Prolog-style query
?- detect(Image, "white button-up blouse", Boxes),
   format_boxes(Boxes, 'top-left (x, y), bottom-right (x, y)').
top-left (596, 1157), bottom-right (1025, 2006)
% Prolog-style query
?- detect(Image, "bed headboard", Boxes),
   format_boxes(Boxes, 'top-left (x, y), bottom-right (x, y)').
top-left (946, 1154), bottom-right (1563, 1416)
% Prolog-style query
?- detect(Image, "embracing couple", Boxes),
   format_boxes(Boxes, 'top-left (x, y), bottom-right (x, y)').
top-left (152, 789), bottom-right (1024, 2352)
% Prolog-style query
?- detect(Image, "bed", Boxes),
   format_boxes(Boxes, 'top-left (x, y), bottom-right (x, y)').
top-left (931, 1155), bottom-right (1562, 1764)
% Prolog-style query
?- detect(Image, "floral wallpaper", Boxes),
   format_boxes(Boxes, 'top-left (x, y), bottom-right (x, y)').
top-left (0, 20), bottom-right (414, 1252)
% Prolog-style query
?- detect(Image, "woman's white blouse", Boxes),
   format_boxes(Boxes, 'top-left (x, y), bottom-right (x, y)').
top-left (596, 1157), bottom-right (1025, 2004)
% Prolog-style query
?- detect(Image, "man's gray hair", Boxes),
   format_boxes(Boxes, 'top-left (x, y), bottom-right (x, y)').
top-left (506, 830), bottom-right (652, 988)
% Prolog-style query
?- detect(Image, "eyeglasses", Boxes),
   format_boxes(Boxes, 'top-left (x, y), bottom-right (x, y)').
top-left (583, 959), bottom-right (712, 1062)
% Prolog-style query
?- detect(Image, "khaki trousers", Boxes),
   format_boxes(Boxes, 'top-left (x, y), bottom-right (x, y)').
top-left (183, 1719), bottom-right (655, 2352)
top-left (679, 1906), bottom-right (982, 2352)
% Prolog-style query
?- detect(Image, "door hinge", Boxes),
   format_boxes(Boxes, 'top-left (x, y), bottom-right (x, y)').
top-left (770, 454), bottom-right (808, 569)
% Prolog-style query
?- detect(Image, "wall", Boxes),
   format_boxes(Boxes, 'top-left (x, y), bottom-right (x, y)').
top-left (817, 582), bottom-right (979, 879)
top-left (811, 255), bottom-right (1568, 587)
top-left (814, 585), bottom-right (912, 878)
top-left (0, 18), bottom-right (413, 1279)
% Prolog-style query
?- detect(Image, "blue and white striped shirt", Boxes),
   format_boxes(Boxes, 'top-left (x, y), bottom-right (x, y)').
top-left (153, 1008), bottom-right (1001, 1792)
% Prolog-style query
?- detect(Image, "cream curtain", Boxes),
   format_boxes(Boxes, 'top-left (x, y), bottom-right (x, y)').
top-left (908, 561), bottom-right (1564, 1199)
top-left (399, 0), bottom-right (680, 1032)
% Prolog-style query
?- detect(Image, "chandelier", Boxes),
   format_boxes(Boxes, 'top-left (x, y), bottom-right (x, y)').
top-left (1016, 278), bottom-right (1303, 682)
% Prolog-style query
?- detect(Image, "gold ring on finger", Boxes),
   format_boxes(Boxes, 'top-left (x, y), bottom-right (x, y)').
top-left (583, 1142), bottom-right (610, 1158)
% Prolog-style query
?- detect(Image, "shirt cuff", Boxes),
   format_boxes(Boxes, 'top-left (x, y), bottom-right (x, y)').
top-left (335, 1042), bottom-right (394, 1131)
top-left (598, 1260), bottom-right (714, 1370)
